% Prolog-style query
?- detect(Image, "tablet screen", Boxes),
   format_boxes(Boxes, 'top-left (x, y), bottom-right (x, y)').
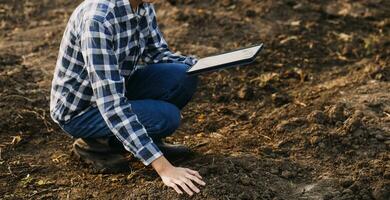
top-left (188, 44), bottom-right (262, 74)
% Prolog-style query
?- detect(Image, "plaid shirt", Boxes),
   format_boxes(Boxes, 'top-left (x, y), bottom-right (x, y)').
top-left (50, 0), bottom-right (196, 165)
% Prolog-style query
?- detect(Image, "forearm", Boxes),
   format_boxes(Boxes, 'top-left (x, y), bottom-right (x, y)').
top-left (151, 156), bottom-right (173, 174)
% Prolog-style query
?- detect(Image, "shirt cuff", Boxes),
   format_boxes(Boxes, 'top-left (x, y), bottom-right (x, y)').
top-left (135, 142), bottom-right (163, 166)
top-left (184, 56), bottom-right (198, 66)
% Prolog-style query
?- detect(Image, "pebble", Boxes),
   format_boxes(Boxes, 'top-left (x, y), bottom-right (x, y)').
top-left (352, 128), bottom-right (364, 138)
top-left (270, 168), bottom-right (280, 175)
top-left (281, 170), bottom-right (296, 179)
top-left (240, 176), bottom-right (252, 186)
top-left (375, 134), bottom-right (385, 141)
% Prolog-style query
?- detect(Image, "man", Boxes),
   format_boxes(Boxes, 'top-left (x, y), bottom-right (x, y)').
top-left (50, 0), bottom-right (205, 196)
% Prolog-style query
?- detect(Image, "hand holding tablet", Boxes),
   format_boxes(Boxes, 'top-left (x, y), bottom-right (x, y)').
top-left (186, 44), bottom-right (263, 75)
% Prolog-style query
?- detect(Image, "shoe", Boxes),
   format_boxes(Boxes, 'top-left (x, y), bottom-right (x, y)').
top-left (155, 140), bottom-right (194, 162)
top-left (72, 137), bottom-right (130, 173)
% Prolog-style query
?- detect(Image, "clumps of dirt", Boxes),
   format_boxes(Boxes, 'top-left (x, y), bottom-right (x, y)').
top-left (307, 105), bottom-right (372, 147)
top-left (151, 155), bottom-right (309, 200)
top-left (272, 93), bottom-right (292, 107)
top-left (341, 110), bottom-right (364, 135)
top-left (323, 0), bottom-right (389, 19)
top-left (364, 63), bottom-right (390, 82)
top-left (274, 117), bottom-right (307, 133)
top-left (281, 68), bottom-right (307, 82)
top-left (255, 72), bottom-right (284, 93)
top-left (307, 110), bottom-right (327, 125)
top-left (237, 85), bottom-right (254, 100)
top-left (0, 53), bottom-right (22, 66)
top-left (324, 103), bottom-right (348, 125)
top-left (372, 181), bottom-right (390, 200)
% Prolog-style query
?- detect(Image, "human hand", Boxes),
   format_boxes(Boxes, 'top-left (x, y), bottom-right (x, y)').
top-left (152, 156), bottom-right (206, 196)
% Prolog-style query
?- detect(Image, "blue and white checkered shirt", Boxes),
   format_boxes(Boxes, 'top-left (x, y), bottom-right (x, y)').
top-left (50, 0), bottom-right (196, 165)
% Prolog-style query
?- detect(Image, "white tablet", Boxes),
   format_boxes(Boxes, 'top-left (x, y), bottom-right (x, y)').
top-left (187, 44), bottom-right (263, 75)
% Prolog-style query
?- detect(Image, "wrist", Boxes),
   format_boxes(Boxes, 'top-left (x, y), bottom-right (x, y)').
top-left (151, 156), bottom-right (173, 174)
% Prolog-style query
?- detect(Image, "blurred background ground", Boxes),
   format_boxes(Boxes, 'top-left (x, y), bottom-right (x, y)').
top-left (0, 0), bottom-right (389, 199)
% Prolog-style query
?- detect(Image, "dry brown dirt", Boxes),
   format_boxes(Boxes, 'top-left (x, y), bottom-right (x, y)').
top-left (0, 0), bottom-right (389, 199)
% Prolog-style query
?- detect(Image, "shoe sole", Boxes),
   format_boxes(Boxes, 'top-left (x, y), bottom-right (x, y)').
top-left (71, 144), bottom-right (131, 174)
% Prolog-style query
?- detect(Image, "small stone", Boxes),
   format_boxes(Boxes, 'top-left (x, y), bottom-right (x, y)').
top-left (270, 168), bottom-right (280, 175)
top-left (352, 128), bottom-right (365, 138)
top-left (240, 176), bottom-right (252, 186)
top-left (375, 134), bottom-right (385, 141)
top-left (281, 170), bottom-right (296, 179)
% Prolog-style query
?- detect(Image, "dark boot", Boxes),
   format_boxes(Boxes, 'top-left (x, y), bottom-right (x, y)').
top-left (155, 140), bottom-right (194, 162)
top-left (72, 137), bottom-right (130, 173)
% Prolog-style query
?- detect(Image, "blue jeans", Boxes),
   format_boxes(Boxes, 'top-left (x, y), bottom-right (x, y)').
top-left (61, 63), bottom-right (198, 141)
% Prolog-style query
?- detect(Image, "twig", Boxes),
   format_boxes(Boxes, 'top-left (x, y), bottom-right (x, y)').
top-left (8, 165), bottom-right (17, 177)
top-left (66, 190), bottom-right (71, 200)
top-left (20, 109), bottom-right (54, 133)
top-left (29, 188), bottom-right (67, 198)
top-left (384, 112), bottom-right (390, 117)
top-left (258, 133), bottom-right (272, 140)
top-left (254, 130), bottom-right (272, 140)
top-left (294, 100), bottom-right (307, 107)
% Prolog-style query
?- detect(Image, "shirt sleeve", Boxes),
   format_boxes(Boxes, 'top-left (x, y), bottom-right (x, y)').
top-left (141, 5), bottom-right (197, 66)
top-left (80, 19), bottom-right (162, 166)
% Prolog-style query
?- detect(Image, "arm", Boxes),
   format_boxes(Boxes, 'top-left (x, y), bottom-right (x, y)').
top-left (81, 19), bottom-right (162, 165)
top-left (81, 19), bottom-right (205, 195)
top-left (141, 5), bottom-right (197, 66)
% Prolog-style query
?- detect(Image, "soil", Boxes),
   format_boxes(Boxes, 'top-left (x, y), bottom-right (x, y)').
top-left (0, 0), bottom-right (389, 199)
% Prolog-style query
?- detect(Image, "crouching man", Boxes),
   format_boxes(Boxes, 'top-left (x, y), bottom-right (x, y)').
top-left (50, 0), bottom-right (205, 196)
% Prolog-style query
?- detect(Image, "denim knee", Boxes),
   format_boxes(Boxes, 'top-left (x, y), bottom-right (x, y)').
top-left (130, 100), bottom-right (182, 140)
top-left (151, 102), bottom-right (181, 140)
top-left (182, 74), bottom-right (199, 98)
top-left (167, 64), bottom-right (199, 109)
